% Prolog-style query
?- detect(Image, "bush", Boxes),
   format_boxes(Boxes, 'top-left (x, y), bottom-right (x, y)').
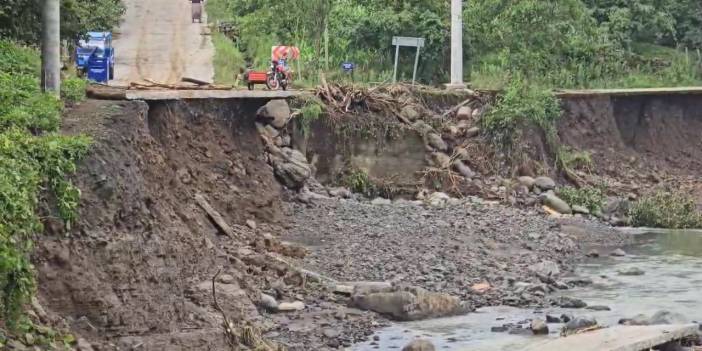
top-left (629, 192), bottom-right (702, 229)
top-left (481, 77), bottom-right (561, 152)
top-left (0, 40), bottom-right (91, 328)
top-left (558, 186), bottom-right (605, 213)
top-left (61, 77), bottom-right (87, 105)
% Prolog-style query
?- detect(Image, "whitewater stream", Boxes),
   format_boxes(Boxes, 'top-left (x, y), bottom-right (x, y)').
top-left (355, 228), bottom-right (702, 350)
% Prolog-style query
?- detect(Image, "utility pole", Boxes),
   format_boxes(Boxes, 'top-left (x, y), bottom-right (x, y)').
top-left (42, 0), bottom-right (61, 95)
top-left (447, 0), bottom-right (466, 90)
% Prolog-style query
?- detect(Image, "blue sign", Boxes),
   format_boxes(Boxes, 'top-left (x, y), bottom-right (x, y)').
top-left (341, 62), bottom-right (355, 72)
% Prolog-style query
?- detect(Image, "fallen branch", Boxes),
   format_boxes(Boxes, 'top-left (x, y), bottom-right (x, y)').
top-left (86, 85), bottom-right (127, 100)
top-left (182, 77), bottom-right (211, 86)
top-left (195, 193), bottom-right (239, 238)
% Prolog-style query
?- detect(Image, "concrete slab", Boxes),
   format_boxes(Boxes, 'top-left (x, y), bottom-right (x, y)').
top-left (522, 324), bottom-right (699, 351)
top-left (125, 89), bottom-right (307, 101)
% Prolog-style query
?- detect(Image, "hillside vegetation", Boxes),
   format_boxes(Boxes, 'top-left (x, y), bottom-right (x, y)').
top-left (207, 0), bottom-right (702, 88)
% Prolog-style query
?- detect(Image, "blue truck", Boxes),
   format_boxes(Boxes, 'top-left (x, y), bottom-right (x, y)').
top-left (75, 32), bottom-right (115, 83)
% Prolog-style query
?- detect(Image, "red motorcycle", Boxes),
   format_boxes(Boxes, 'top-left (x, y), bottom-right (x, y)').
top-left (266, 59), bottom-right (291, 91)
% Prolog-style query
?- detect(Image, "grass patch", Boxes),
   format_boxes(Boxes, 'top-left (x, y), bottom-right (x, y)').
top-left (211, 32), bottom-right (245, 86)
top-left (60, 76), bottom-right (87, 105)
top-left (630, 192), bottom-right (702, 229)
top-left (558, 186), bottom-right (605, 213)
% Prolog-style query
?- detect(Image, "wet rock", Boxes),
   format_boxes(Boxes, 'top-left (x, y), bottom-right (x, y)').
top-left (425, 133), bottom-right (448, 152)
top-left (534, 176), bottom-right (556, 190)
top-left (554, 296), bottom-right (587, 309)
top-left (586, 305), bottom-right (611, 311)
top-left (619, 314), bottom-right (651, 326)
top-left (257, 99), bottom-right (290, 129)
top-left (260, 293), bottom-right (278, 311)
top-left (456, 106), bottom-right (472, 120)
top-left (618, 267), bottom-right (645, 276)
top-left (531, 319), bottom-right (549, 335)
top-left (351, 286), bottom-right (469, 321)
top-left (517, 176), bottom-right (536, 190)
top-left (649, 311), bottom-right (689, 325)
top-left (531, 260), bottom-right (561, 278)
top-left (564, 316), bottom-right (597, 333)
top-left (546, 315), bottom-right (561, 323)
top-left (277, 301), bottom-right (305, 312)
top-left (542, 193), bottom-right (572, 214)
top-left (610, 248), bottom-right (627, 257)
top-left (402, 339), bottom-right (436, 351)
top-left (491, 326), bottom-right (508, 333)
top-left (560, 313), bottom-right (574, 323)
top-left (565, 278), bottom-right (593, 287)
top-left (586, 250), bottom-right (600, 258)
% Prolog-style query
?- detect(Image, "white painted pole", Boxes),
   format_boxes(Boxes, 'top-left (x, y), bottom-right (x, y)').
top-left (42, 0), bottom-right (61, 95)
top-left (393, 44), bottom-right (400, 83)
top-left (448, 0), bottom-right (465, 89)
top-left (412, 46), bottom-right (421, 85)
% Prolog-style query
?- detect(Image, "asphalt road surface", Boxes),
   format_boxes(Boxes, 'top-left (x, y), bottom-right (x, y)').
top-left (111, 0), bottom-right (214, 85)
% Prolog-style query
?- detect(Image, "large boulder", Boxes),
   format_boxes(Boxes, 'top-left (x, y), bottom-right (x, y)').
top-left (621, 311), bottom-right (690, 326)
top-left (257, 99), bottom-right (291, 129)
top-left (268, 147), bottom-right (312, 189)
top-left (402, 340), bottom-right (436, 351)
top-left (351, 286), bottom-right (469, 321)
top-left (453, 160), bottom-right (475, 178)
top-left (542, 193), bottom-right (572, 214)
top-left (531, 319), bottom-right (549, 335)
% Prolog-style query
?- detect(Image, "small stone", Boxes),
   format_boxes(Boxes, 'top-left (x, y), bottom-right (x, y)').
top-left (260, 293), bottom-right (278, 311)
top-left (531, 260), bottom-right (561, 277)
top-left (277, 301), bottom-right (305, 312)
top-left (217, 274), bottom-right (235, 284)
top-left (425, 133), bottom-right (448, 151)
top-left (465, 127), bottom-right (481, 138)
top-left (246, 220), bottom-right (257, 230)
top-left (534, 176), bottom-right (556, 190)
top-left (517, 176), bottom-right (536, 189)
top-left (322, 328), bottom-right (340, 338)
top-left (402, 339), bottom-right (436, 351)
top-left (610, 249), bottom-right (627, 257)
top-left (586, 250), bottom-right (600, 258)
top-left (371, 197), bottom-right (392, 206)
top-left (531, 319), bottom-right (549, 335)
top-left (401, 105), bottom-right (421, 122)
top-left (542, 193), bottom-right (572, 214)
top-left (6, 340), bottom-right (28, 350)
top-left (572, 205), bottom-right (590, 215)
top-left (76, 338), bottom-right (95, 351)
top-left (456, 106), bottom-right (472, 120)
top-left (24, 333), bottom-right (35, 346)
top-left (618, 267), bottom-right (645, 276)
top-left (470, 282), bottom-right (491, 294)
top-left (333, 284), bottom-right (354, 295)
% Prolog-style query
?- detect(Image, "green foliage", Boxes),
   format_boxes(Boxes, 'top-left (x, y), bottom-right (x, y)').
top-left (297, 97), bottom-right (324, 135)
top-left (61, 77), bottom-right (87, 105)
top-left (0, 0), bottom-right (125, 43)
top-left (210, 32), bottom-right (246, 86)
top-left (558, 186), bottom-right (605, 213)
top-left (481, 77), bottom-right (561, 151)
top-left (557, 148), bottom-right (594, 172)
top-left (630, 192), bottom-right (702, 229)
top-left (0, 41), bottom-right (91, 328)
top-left (342, 168), bottom-right (375, 198)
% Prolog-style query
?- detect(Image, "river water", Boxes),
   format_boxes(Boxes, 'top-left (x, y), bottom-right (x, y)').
top-left (354, 229), bottom-right (702, 350)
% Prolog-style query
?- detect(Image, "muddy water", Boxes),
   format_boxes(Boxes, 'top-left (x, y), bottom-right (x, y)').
top-left (354, 229), bottom-right (702, 350)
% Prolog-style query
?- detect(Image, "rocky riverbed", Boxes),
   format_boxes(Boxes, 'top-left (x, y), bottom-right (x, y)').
top-left (283, 194), bottom-right (629, 315)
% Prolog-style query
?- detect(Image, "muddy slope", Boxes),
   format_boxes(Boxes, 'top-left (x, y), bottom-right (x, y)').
top-left (559, 95), bottom-right (702, 201)
top-left (34, 99), bottom-right (285, 350)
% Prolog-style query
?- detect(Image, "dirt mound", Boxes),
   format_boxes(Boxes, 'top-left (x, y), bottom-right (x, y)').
top-left (31, 99), bottom-right (358, 350)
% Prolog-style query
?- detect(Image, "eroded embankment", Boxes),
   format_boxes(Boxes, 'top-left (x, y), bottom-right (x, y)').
top-left (559, 94), bottom-right (702, 203)
top-left (33, 98), bottom-right (380, 351)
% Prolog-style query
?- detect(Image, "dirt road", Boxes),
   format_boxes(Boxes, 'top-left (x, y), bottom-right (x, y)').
top-left (111, 0), bottom-right (214, 85)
